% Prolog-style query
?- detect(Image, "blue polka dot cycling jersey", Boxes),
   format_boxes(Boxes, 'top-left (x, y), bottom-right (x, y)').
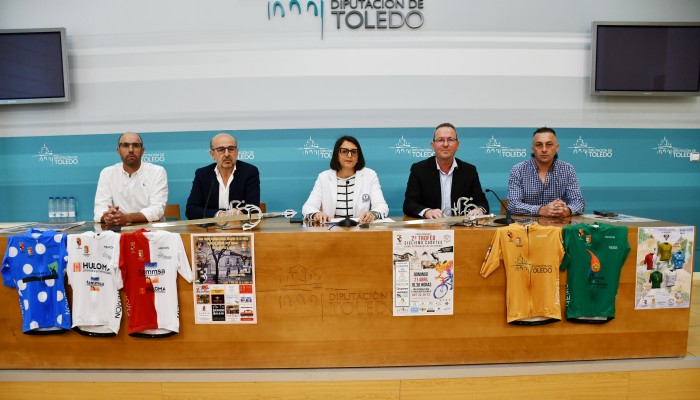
top-left (1, 229), bottom-right (71, 334)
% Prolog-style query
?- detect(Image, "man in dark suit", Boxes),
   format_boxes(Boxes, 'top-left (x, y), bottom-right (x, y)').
top-left (403, 123), bottom-right (489, 218)
top-left (185, 133), bottom-right (260, 220)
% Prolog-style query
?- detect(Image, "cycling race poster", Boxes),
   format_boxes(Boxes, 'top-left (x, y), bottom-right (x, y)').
top-left (191, 233), bottom-right (257, 324)
top-left (392, 230), bottom-right (455, 316)
top-left (635, 226), bottom-right (694, 310)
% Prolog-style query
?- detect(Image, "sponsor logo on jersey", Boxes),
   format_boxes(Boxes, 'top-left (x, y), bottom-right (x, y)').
top-left (76, 238), bottom-right (82, 247)
top-left (73, 262), bottom-right (81, 272)
top-left (27, 247), bottom-right (33, 256)
top-left (83, 245), bottom-right (90, 255)
top-left (19, 242), bottom-right (25, 252)
top-left (82, 262), bottom-right (109, 272)
top-left (141, 262), bottom-right (166, 278)
top-left (585, 249), bottom-right (608, 288)
top-left (137, 249), bottom-right (144, 259)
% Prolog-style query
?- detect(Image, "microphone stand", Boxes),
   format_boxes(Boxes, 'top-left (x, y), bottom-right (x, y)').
top-left (198, 181), bottom-right (216, 229)
top-left (485, 189), bottom-right (514, 225)
top-left (336, 180), bottom-right (357, 227)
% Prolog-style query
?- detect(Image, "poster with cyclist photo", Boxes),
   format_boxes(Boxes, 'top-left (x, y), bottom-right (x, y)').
top-left (191, 233), bottom-right (257, 324)
top-left (392, 230), bottom-right (454, 316)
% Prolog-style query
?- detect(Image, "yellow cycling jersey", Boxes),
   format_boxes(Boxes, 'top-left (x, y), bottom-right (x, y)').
top-left (481, 223), bottom-right (564, 325)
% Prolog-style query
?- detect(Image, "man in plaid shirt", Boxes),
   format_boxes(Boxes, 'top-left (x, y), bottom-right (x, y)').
top-left (507, 127), bottom-right (585, 217)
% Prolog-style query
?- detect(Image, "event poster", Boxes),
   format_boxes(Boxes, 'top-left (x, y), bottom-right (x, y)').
top-left (191, 233), bottom-right (257, 324)
top-left (635, 226), bottom-right (694, 310)
top-left (392, 230), bottom-right (455, 316)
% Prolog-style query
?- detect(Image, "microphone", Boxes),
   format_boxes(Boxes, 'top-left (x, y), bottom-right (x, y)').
top-left (197, 180), bottom-right (216, 228)
top-left (485, 189), bottom-right (514, 225)
top-left (337, 180), bottom-right (357, 227)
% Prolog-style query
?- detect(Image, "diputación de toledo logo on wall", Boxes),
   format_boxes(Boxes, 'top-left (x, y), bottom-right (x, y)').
top-left (480, 136), bottom-right (527, 158)
top-left (267, 0), bottom-right (425, 39)
top-left (568, 136), bottom-right (613, 158)
top-left (653, 137), bottom-right (697, 159)
top-left (299, 137), bottom-right (333, 158)
top-left (142, 152), bottom-right (166, 163)
top-left (33, 144), bottom-right (79, 165)
top-left (389, 136), bottom-right (433, 159)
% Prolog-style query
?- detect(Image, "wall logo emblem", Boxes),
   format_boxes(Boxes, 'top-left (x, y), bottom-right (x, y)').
top-left (568, 136), bottom-right (613, 158)
top-left (267, 0), bottom-right (425, 39)
top-left (33, 144), bottom-right (79, 165)
top-left (653, 137), bottom-right (696, 159)
top-left (142, 152), bottom-right (166, 163)
top-left (239, 150), bottom-right (256, 160)
top-left (299, 137), bottom-right (333, 159)
top-left (480, 136), bottom-right (526, 158)
top-left (389, 136), bottom-right (432, 158)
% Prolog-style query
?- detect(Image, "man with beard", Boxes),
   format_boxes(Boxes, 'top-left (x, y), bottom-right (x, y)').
top-left (94, 131), bottom-right (168, 226)
top-left (507, 127), bottom-right (585, 217)
top-left (185, 133), bottom-right (260, 220)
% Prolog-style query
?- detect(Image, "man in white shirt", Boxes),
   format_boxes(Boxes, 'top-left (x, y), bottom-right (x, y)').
top-left (93, 131), bottom-right (168, 226)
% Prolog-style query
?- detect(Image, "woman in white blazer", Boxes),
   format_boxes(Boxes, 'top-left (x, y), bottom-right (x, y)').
top-left (302, 136), bottom-right (389, 223)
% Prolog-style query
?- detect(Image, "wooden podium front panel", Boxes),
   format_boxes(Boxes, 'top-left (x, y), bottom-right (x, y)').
top-left (0, 223), bottom-right (691, 369)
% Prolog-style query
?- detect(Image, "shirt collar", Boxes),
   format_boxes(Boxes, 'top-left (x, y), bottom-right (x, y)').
top-left (435, 157), bottom-right (458, 175)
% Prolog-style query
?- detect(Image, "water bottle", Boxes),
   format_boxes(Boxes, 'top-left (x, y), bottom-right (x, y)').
top-left (48, 197), bottom-right (56, 223)
top-left (59, 197), bottom-right (68, 222)
top-left (68, 197), bottom-right (76, 222)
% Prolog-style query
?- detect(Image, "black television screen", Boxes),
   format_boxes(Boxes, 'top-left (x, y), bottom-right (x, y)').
top-left (591, 22), bottom-right (700, 96)
top-left (0, 28), bottom-right (71, 105)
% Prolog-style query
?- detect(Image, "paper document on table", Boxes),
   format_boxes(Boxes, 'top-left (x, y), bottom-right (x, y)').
top-left (327, 217), bottom-right (395, 224)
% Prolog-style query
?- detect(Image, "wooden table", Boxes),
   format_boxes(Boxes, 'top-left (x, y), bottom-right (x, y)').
top-left (0, 217), bottom-right (692, 369)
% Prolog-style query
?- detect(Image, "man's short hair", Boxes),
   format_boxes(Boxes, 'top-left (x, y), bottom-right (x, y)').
top-left (210, 133), bottom-right (236, 150)
top-left (434, 123), bottom-right (458, 139)
top-left (533, 127), bottom-right (556, 136)
top-left (117, 132), bottom-right (143, 146)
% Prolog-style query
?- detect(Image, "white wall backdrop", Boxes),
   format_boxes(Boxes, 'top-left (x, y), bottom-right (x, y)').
top-left (1, 0), bottom-right (699, 136)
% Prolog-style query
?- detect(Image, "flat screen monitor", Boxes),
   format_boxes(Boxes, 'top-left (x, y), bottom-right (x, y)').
top-left (0, 28), bottom-right (71, 105)
top-left (591, 22), bottom-right (700, 97)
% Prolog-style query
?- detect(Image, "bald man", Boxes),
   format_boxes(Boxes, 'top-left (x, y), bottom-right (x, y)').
top-left (94, 131), bottom-right (168, 226)
top-left (185, 133), bottom-right (260, 220)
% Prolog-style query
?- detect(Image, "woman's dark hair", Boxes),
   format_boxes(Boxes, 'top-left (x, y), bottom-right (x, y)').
top-left (330, 135), bottom-right (365, 172)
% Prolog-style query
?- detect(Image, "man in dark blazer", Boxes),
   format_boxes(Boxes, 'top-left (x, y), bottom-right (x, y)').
top-left (185, 133), bottom-right (260, 220)
top-left (403, 123), bottom-right (489, 218)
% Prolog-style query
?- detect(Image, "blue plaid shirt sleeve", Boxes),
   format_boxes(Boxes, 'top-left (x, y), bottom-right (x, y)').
top-left (507, 161), bottom-right (543, 216)
top-left (560, 163), bottom-right (585, 215)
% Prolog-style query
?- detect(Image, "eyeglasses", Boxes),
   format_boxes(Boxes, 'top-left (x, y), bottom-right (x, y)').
top-left (212, 146), bottom-right (238, 154)
top-left (339, 147), bottom-right (358, 157)
top-left (119, 142), bottom-right (142, 149)
top-left (433, 138), bottom-right (459, 145)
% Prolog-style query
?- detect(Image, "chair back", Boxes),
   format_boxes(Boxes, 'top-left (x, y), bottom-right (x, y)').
top-left (164, 204), bottom-right (181, 221)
